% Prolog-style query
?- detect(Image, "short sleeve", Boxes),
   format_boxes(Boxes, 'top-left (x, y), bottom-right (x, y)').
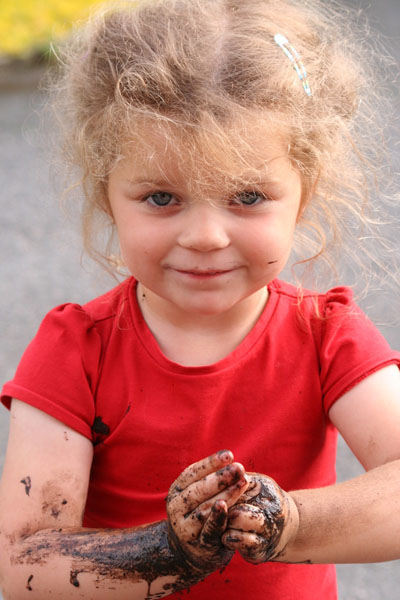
top-left (1, 304), bottom-right (102, 440)
top-left (318, 287), bottom-right (400, 413)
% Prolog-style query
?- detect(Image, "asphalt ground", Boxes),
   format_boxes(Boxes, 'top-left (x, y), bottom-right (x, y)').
top-left (0, 1), bottom-right (399, 597)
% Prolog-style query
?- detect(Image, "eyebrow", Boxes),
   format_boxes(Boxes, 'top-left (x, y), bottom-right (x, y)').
top-left (229, 179), bottom-right (286, 190)
top-left (121, 178), bottom-right (177, 188)
top-left (243, 178), bottom-right (282, 185)
top-left (122, 177), bottom-right (284, 187)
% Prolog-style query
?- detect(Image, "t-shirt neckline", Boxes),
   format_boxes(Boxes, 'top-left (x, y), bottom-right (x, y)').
top-left (127, 278), bottom-right (280, 375)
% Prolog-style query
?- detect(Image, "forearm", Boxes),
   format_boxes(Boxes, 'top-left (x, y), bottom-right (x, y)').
top-left (281, 459), bottom-right (400, 564)
top-left (1, 520), bottom-right (211, 599)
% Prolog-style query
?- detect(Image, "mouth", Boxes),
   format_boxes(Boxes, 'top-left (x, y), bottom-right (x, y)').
top-left (173, 268), bottom-right (234, 279)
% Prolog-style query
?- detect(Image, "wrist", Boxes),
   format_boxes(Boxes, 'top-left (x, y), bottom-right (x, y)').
top-left (166, 520), bottom-right (233, 577)
top-left (270, 492), bottom-right (300, 561)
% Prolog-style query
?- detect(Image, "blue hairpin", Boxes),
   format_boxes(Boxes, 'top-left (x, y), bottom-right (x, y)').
top-left (274, 33), bottom-right (312, 97)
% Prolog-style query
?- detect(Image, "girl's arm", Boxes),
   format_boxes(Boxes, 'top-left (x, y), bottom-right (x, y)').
top-left (288, 363), bottom-right (400, 564)
top-left (223, 364), bottom-right (400, 564)
top-left (0, 400), bottom-right (247, 599)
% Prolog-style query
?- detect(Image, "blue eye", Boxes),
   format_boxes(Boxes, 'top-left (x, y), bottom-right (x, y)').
top-left (145, 192), bottom-right (174, 206)
top-left (233, 191), bottom-right (266, 206)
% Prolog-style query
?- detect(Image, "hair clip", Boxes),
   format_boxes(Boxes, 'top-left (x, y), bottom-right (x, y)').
top-left (274, 33), bottom-right (312, 97)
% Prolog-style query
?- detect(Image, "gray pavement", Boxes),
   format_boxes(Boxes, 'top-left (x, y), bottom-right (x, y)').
top-left (0, 1), bottom-right (399, 597)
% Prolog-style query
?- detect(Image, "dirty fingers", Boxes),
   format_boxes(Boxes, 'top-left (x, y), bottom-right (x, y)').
top-left (166, 451), bottom-right (249, 571)
top-left (222, 474), bottom-right (299, 563)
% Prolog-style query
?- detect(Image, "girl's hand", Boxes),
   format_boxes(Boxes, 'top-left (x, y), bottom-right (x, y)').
top-left (166, 451), bottom-right (249, 572)
top-left (222, 473), bottom-right (299, 563)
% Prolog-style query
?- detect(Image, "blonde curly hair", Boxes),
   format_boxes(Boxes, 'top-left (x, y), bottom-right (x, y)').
top-left (47, 0), bottom-right (399, 301)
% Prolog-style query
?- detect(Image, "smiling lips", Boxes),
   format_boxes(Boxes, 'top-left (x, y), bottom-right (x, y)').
top-left (173, 268), bottom-right (234, 279)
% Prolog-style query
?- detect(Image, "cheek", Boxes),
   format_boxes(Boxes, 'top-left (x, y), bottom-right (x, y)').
top-left (117, 229), bottom-right (141, 264)
top-left (118, 226), bottom-right (167, 265)
top-left (247, 222), bottom-right (295, 260)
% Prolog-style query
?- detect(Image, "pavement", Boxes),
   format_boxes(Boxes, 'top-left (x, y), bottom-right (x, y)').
top-left (0, 1), bottom-right (399, 598)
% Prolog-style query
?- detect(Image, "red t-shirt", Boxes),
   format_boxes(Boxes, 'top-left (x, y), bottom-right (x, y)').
top-left (2, 278), bottom-right (399, 599)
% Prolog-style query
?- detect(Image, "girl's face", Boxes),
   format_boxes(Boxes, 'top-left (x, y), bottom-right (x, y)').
top-left (108, 125), bottom-right (302, 321)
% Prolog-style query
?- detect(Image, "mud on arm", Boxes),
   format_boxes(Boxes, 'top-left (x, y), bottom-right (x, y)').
top-left (0, 401), bottom-right (248, 598)
top-left (7, 519), bottom-right (221, 598)
top-left (7, 452), bottom-right (247, 599)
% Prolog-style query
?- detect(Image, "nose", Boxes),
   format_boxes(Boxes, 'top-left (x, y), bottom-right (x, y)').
top-left (177, 202), bottom-right (230, 252)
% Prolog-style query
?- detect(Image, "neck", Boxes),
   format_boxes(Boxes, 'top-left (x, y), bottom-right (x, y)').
top-left (136, 284), bottom-right (269, 366)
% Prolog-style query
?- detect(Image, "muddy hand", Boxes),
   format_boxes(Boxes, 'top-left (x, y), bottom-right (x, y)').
top-left (166, 450), bottom-right (249, 572)
top-left (222, 473), bottom-right (299, 563)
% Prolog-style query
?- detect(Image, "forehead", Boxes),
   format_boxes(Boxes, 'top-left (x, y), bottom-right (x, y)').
top-left (116, 115), bottom-right (292, 188)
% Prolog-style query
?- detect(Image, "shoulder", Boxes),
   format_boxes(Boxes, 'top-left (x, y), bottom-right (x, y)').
top-left (3, 278), bottom-right (135, 394)
top-left (270, 280), bottom-right (355, 312)
top-left (268, 280), bottom-right (353, 327)
top-left (0, 279), bottom-right (136, 435)
top-left (269, 281), bottom-right (395, 355)
top-left (82, 276), bottom-right (134, 324)
top-left (38, 277), bottom-right (134, 335)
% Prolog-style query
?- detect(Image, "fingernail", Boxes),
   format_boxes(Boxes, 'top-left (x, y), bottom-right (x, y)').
top-left (212, 500), bottom-right (225, 512)
top-left (218, 450), bottom-right (233, 463)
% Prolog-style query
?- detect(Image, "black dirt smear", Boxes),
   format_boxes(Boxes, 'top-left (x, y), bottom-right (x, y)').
top-left (20, 476), bottom-right (32, 496)
top-left (26, 574), bottom-right (33, 591)
top-left (70, 570), bottom-right (80, 587)
top-left (231, 475), bottom-right (286, 563)
top-left (92, 416), bottom-right (110, 445)
top-left (215, 464), bottom-right (241, 490)
top-left (200, 503), bottom-right (227, 548)
top-left (17, 521), bottom-right (216, 595)
top-left (41, 481), bottom-right (73, 521)
top-left (92, 416), bottom-right (110, 436)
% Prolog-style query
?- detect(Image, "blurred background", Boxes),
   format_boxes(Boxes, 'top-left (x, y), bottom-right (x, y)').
top-left (0, 1), bottom-right (399, 598)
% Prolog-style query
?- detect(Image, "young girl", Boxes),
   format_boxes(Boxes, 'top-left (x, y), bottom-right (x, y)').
top-left (1, 0), bottom-right (399, 598)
